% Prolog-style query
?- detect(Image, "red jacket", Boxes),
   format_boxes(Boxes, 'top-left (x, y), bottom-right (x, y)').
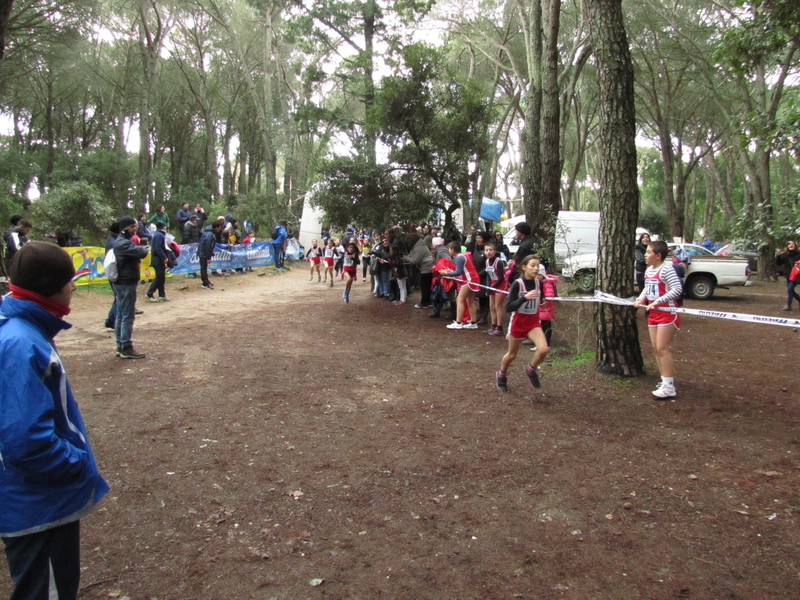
top-left (538, 274), bottom-right (559, 321)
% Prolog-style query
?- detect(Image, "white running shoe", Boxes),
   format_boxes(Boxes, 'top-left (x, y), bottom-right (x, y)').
top-left (446, 321), bottom-right (464, 330)
top-left (463, 322), bottom-right (479, 329)
top-left (652, 385), bottom-right (676, 400)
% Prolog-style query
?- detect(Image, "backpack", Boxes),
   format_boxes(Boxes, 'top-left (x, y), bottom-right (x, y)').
top-left (103, 249), bottom-right (118, 282)
top-left (271, 227), bottom-right (280, 240)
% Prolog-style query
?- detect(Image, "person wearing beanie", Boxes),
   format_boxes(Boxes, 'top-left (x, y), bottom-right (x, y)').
top-left (0, 242), bottom-right (109, 600)
top-left (513, 221), bottom-right (539, 268)
top-left (112, 216), bottom-right (150, 358)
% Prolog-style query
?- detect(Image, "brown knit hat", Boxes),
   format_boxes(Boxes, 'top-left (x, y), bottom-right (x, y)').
top-left (8, 241), bottom-right (76, 297)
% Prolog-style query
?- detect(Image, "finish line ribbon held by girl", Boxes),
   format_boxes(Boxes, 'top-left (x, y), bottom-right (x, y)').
top-left (440, 277), bottom-right (800, 329)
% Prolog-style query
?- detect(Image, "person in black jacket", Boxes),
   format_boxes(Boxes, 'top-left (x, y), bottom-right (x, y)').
top-left (635, 233), bottom-right (651, 293)
top-left (776, 240), bottom-right (800, 311)
top-left (145, 221), bottom-right (169, 302)
top-left (182, 214), bottom-right (202, 244)
top-left (197, 222), bottom-right (221, 289)
top-left (112, 217), bottom-right (149, 358)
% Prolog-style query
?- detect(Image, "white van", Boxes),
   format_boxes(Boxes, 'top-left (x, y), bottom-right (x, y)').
top-left (503, 211), bottom-right (600, 266)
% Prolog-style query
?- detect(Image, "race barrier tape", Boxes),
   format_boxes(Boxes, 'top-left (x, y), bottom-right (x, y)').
top-left (441, 277), bottom-right (800, 329)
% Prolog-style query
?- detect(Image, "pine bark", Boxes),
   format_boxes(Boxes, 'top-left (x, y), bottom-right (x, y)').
top-left (587, 0), bottom-right (644, 377)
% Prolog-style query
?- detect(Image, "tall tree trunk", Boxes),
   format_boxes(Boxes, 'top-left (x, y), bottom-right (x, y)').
top-left (362, 0), bottom-right (377, 167)
top-left (537, 0), bottom-right (561, 264)
top-left (518, 0), bottom-right (542, 227)
top-left (137, 0), bottom-right (163, 212)
top-left (587, 0), bottom-right (644, 377)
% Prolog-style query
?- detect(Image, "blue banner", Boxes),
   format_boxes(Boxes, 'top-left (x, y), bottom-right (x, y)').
top-left (171, 241), bottom-right (274, 274)
top-left (69, 239), bottom-right (301, 285)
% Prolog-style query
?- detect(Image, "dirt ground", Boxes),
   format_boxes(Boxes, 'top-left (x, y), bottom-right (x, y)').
top-left (2, 265), bottom-right (799, 600)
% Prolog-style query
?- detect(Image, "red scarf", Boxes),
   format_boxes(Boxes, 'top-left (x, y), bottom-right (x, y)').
top-left (8, 283), bottom-right (71, 318)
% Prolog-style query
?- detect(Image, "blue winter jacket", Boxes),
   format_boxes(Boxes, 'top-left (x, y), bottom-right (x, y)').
top-left (197, 225), bottom-right (217, 259)
top-left (0, 296), bottom-right (108, 537)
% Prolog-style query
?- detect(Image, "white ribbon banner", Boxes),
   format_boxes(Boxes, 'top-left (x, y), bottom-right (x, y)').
top-left (441, 277), bottom-right (800, 329)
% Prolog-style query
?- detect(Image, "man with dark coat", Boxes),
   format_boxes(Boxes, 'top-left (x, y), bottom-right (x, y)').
top-left (112, 217), bottom-right (149, 358)
top-left (182, 214), bottom-right (202, 244)
top-left (197, 221), bottom-right (221, 289)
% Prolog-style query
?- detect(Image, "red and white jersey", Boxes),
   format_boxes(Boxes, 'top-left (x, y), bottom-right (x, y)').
top-left (324, 246), bottom-right (336, 260)
top-left (307, 245), bottom-right (323, 259)
top-left (639, 263), bottom-right (682, 308)
top-left (343, 251), bottom-right (358, 268)
top-left (452, 252), bottom-right (480, 287)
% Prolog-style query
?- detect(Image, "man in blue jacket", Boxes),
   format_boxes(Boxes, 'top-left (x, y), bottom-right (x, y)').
top-left (1, 241), bottom-right (109, 600)
top-left (197, 221), bottom-right (221, 290)
top-left (113, 216), bottom-right (150, 359)
top-left (271, 220), bottom-right (288, 270)
top-left (145, 221), bottom-right (169, 302)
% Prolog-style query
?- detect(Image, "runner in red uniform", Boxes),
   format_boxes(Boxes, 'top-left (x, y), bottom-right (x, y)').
top-left (495, 255), bottom-right (549, 392)
top-left (440, 241), bottom-right (481, 330)
top-left (484, 242), bottom-right (508, 336)
top-left (341, 242), bottom-right (360, 304)
top-left (634, 240), bottom-right (683, 400)
top-left (306, 239), bottom-right (323, 282)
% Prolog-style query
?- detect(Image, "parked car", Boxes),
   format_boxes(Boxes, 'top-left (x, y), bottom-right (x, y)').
top-left (562, 243), bottom-right (751, 300)
top-left (502, 211), bottom-right (649, 267)
top-left (715, 241), bottom-right (759, 272)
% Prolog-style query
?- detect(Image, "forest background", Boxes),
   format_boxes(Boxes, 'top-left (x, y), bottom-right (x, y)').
top-left (0, 0), bottom-right (798, 376)
top-left (1, 0), bottom-right (798, 253)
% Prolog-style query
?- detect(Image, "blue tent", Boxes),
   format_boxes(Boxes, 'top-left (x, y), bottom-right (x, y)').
top-left (479, 197), bottom-right (504, 222)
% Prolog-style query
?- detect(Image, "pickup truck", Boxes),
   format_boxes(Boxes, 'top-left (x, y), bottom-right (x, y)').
top-left (561, 243), bottom-right (752, 300)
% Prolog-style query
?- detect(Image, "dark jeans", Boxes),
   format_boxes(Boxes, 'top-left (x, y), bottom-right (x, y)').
top-left (419, 272), bottom-right (433, 306)
top-left (272, 243), bottom-right (284, 269)
top-left (147, 261), bottom-right (166, 298)
top-left (788, 280), bottom-right (800, 308)
top-left (105, 282), bottom-right (117, 327)
top-left (379, 269), bottom-right (390, 297)
top-left (114, 282), bottom-right (138, 347)
top-left (3, 520), bottom-right (81, 600)
top-left (200, 258), bottom-right (210, 285)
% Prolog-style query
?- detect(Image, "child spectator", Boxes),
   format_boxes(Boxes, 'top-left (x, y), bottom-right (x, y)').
top-left (633, 240), bottom-right (683, 400)
top-left (389, 245), bottom-right (407, 305)
top-left (538, 264), bottom-right (559, 345)
top-left (341, 241), bottom-right (360, 303)
top-left (307, 239), bottom-right (323, 282)
top-left (495, 255), bottom-right (549, 392)
top-left (484, 242), bottom-right (508, 335)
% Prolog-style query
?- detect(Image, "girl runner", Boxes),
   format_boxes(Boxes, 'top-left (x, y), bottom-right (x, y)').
top-left (495, 255), bottom-right (549, 392)
top-left (633, 240), bottom-right (683, 399)
top-left (483, 242), bottom-right (508, 335)
top-left (440, 241), bottom-right (481, 330)
top-left (323, 239), bottom-right (336, 286)
top-left (306, 239), bottom-right (323, 282)
top-left (341, 242), bottom-right (360, 303)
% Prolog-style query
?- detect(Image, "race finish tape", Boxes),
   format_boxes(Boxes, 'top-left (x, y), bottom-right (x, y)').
top-left (440, 277), bottom-right (800, 329)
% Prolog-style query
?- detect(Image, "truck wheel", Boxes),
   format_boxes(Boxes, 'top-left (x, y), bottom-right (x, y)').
top-left (687, 275), bottom-right (714, 300)
top-left (574, 269), bottom-right (596, 294)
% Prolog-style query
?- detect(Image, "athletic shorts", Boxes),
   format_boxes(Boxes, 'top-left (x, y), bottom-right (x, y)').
top-left (310, 257), bottom-right (321, 265)
top-left (508, 312), bottom-right (542, 340)
top-left (488, 279), bottom-right (509, 295)
top-left (343, 266), bottom-right (357, 279)
top-left (456, 278), bottom-right (480, 293)
top-left (323, 257), bottom-right (334, 267)
top-left (647, 306), bottom-right (680, 328)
